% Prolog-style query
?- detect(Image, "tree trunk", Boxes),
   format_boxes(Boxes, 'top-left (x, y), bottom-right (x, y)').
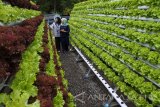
top-left (54, 0), bottom-right (56, 13)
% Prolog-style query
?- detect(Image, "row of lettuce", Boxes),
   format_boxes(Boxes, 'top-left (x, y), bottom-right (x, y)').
top-left (69, 0), bottom-right (160, 107)
top-left (74, 0), bottom-right (160, 9)
top-left (0, 2), bottom-right (40, 25)
top-left (0, 1), bottom-right (75, 107)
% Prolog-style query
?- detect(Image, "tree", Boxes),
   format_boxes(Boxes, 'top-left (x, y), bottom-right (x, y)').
top-left (32, 0), bottom-right (86, 14)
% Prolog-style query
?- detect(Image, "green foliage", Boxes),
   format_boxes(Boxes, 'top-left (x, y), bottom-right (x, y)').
top-left (36, 0), bottom-right (86, 14)
top-left (70, 33), bottom-right (152, 106)
top-left (69, 22), bottom-right (160, 84)
top-left (0, 20), bottom-right (45, 107)
top-left (46, 29), bottom-right (56, 76)
top-left (149, 90), bottom-right (160, 105)
top-left (0, 3), bottom-right (40, 24)
top-left (69, 0), bottom-right (160, 106)
top-left (69, 8), bottom-right (160, 107)
top-left (67, 93), bottom-right (76, 107)
top-left (63, 78), bottom-right (69, 89)
top-left (53, 90), bottom-right (65, 107)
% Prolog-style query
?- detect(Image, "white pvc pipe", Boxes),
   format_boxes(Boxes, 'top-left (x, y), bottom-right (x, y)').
top-left (74, 47), bottom-right (128, 107)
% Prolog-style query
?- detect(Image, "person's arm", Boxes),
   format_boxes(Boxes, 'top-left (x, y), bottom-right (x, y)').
top-left (60, 26), bottom-right (70, 32)
top-left (60, 26), bottom-right (63, 32)
top-left (49, 22), bottom-right (54, 30)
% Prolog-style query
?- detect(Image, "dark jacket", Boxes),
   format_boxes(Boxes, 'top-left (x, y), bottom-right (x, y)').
top-left (60, 25), bottom-right (70, 37)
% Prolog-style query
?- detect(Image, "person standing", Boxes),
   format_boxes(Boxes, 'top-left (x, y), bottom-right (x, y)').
top-left (60, 18), bottom-right (70, 52)
top-left (50, 17), bottom-right (61, 52)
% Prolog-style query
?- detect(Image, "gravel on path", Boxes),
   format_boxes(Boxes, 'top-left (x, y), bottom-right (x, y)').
top-left (60, 51), bottom-right (120, 107)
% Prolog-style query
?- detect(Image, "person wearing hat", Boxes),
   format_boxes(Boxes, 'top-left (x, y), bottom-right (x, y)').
top-left (60, 18), bottom-right (70, 52)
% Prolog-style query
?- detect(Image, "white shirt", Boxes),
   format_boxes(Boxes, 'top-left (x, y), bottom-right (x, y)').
top-left (50, 22), bottom-right (60, 37)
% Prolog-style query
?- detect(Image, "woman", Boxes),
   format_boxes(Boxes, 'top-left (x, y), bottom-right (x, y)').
top-left (50, 17), bottom-right (61, 52)
top-left (60, 18), bottom-right (70, 52)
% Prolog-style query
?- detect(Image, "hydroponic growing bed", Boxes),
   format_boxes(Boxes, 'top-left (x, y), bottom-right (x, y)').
top-left (0, 0), bottom-right (75, 107)
top-left (69, 0), bottom-right (160, 107)
top-left (1, 0), bottom-right (160, 107)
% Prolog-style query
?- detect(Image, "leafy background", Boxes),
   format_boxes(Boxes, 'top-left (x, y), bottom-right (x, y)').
top-left (32, 0), bottom-right (87, 15)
